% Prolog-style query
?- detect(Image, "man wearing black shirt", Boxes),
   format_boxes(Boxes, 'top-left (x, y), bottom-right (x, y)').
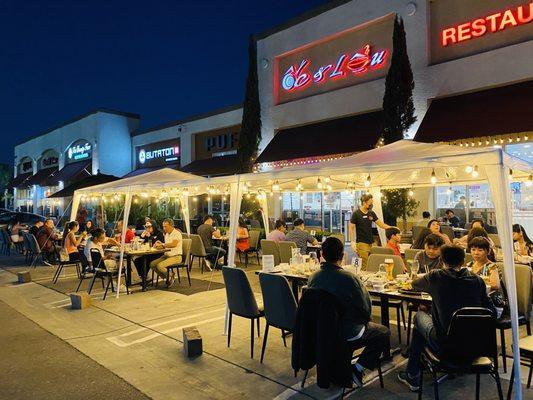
top-left (28, 220), bottom-right (44, 237)
top-left (445, 209), bottom-right (460, 228)
top-left (398, 245), bottom-right (495, 391)
top-left (197, 215), bottom-right (225, 269)
top-left (309, 237), bottom-right (390, 387)
top-left (349, 194), bottom-right (390, 270)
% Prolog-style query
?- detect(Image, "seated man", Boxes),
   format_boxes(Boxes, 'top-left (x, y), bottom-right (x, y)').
top-left (398, 245), bottom-right (495, 391)
top-left (150, 218), bottom-right (182, 287)
top-left (28, 220), bottom-right (44, 237)
top-left (417, 211), bottom-right (431, 227)
top-left (84, 228), bottom-right (118, 270)
top-left (266, 219), bottom-right (287, 242)
top-left (114, 220), bottom-right (135, 244)
top-left (385, 227), bottom-right (402, 256)
top-left (36, 219), bottom-right (60, 266)
top-left (197, 215), bottom-right (226, 269)
top-left (414, 234), bottom-right (445, 272)
top-left (308, 237), bottom-right (390, 387)
top-left (445, 209), bottom-right (460, 228)
top-left (285, 218), bottom-right (318, 254)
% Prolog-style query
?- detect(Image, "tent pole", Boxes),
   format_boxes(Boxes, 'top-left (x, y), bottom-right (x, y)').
top-left (370, 187), bottom-right (387, 247)
top-left (485, 164), bottom-right (522, 400)
top-left (69, 192), bottom-right (82, 222)
top-left (116, 190), bottom-right (132, 299)
top-left (180, 194), bottom-right (190, 234)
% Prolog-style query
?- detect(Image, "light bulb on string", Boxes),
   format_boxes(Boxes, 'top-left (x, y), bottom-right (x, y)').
top-left (160, 190), bottom-right (168, 198)
top-left (141, 191), bottom-right (148, 198)
top-left (325, 176), bottom-right (331, 183)
top-left (133, 198), bottom-right (139, 204)
top-left (526, 175), bottom-right (532, 187)
top-left (296, 180), bottom-right (303, 191)
top-left (326, 184), bottom-right (332, 191)
top-left (430, 169), bottom-right (437, 185)
top-left (465, 165), bottom-right (473, 174)
top-left (364, 175), bottom-right (371, 187)
top-left (155, 198), bottom-right (160, 204)
top-left (278, 195), bottom-right (282, 201)
top-left (317, 178), bottom-right (323, 190)
top-left (222, 196), bottom-right (227, 201)
top-left (245, 193), bottom-right (251, 199)
top-left (269, 191), bottom-right (274, 197)
top-left (508, 169), bottom-right (513, 181)
top-left (471, 165), bottom-right (479, 178)
top-left (192, 197), bottom-right (198, 202)
top-left (408, 186), bottom-right (414, 197)
top-left (272, 181), bottom-right (280, 192)
top-left (446, 185), bottom-right (452, 195)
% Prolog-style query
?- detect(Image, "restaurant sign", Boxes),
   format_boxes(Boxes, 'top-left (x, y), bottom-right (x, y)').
top-left (194, 126), bottom-right (240, 160)
top-left (67, 142), bottom-right (92, 161)
top-left (430, 0), bottom-right (533, 64)
top-left (274, 13), bottom-right (394, 104)
top-left (136, 138), bottom-right (181, 168)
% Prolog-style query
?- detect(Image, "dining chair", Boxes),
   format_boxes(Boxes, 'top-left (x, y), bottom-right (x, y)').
top-left (279, 241), bottom-right (296, 264)
top-left (404, 248), bottom-right (419, 264)
top-left (498, 263), bottom-right (532, 372)
top-left (418, 307), bottom-right (503, 400)
top-left (189, 234), bottom-right (209, 273)
top-left (163, 238), bottom-right (192, 286)
top-left (367, 254), bottom-right (406, 343)
top-left (27, 234), bottom-right (43, 267)
top-left (440, 225), bottom-right (455, 242)
top-left (488, 233), bottom-right (501, 248)
top-left (52, 254), bottom-right (81, 284)
top-left (506, 335), bottom-right (533, 399)
top-left (412, 226), bottom-right (425, 245)
top-left (258, 273), bottom-right (297, 363)
top-left (370, 246), bottom-right (394, 255)
top-left (222, 267), bottom-right (264, 358)
top-left (88, 249), bottom-right (128, 300)
top-left (238, 229), bottom-right (261, 267)
top-left (76, 250), bottom-right (98, 292)
top-left (260, 239), bottom-right (281, 266)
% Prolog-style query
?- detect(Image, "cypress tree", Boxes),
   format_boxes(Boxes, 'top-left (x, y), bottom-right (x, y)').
top-left (381, 15), bottom-right (416, 144)
top-left (237, 34), bottom-right (262, 173)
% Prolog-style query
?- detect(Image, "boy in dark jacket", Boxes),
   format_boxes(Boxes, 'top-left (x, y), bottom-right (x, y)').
top-left (308, 237), bottom-right (390, 387)
top-left (398, 245), bottom-right (495, 391)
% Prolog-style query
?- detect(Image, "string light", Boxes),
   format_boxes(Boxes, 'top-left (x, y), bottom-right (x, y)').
top-left (160, 190), bottom-right (168, 198)
top-left (317, 178), bottom-right (323, 190)
top-left (471, 165), bottom-right (479, 178)
top-left (326, 183), bottom-right (332, 191)
top-left (526, 175), bottom-right (532, 187)
top-left (509, 169), bottom-right (513, 181)
top-left (192, 197), bottom-right (198, 202)
top-left (296, 180), bottom-right (303, 191)
top-left (408, 186), bottom-right (414, 197)
top-left (446, 186), bottom-right (452, 195)
top-left (272, 181), bottom-right (280, 192)
top-left (207, 196), bottom-right (211, 202)
top-left (465, 165), bottom-right (473, 174)
top-left (182, 187), bottom-right (189, 196)
top-left (222, 196), bottom-right (227, 201)
top-left (430, 169), bottom-right (437, 185)
top-left (278, 195), bottom-right (282, 201)
top-left (364, 175), bottom-right (371, 187)
top-left (141, 191), bottom-right (148, 198)
top-left (133, 198), bottom-right (139, 204)
top-left (245, 193), bottom-right (251, 199)
top-left (325, 177), bottom-right (331, 183)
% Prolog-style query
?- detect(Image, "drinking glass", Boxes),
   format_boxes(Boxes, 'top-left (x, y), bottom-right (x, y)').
top-left (411, 260), bottom-right (420, 279)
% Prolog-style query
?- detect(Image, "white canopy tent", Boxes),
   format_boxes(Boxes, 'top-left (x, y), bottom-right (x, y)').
top-left (73, 141), bottom-right (531, 397)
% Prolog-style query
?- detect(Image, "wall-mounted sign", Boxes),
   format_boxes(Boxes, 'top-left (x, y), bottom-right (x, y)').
top-left (194, 126), bottom-right (240, 160)
top-left (67, 141), bottom-right (92, 162)
top-left (274, 13), bottom-right (394, 105)
top-left (430, 0), bottom-right (533, 64)
top-left (136, 138), bottom-right (181, 168)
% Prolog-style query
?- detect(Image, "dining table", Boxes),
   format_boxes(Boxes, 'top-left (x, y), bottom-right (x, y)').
top-left (257, 268), bottom-right (432, 360)
top-left (106, 246), bottom-right (168, 292)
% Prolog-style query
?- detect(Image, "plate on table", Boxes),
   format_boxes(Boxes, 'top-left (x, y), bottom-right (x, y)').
top-left (398, 288), bottom-right (423, 296)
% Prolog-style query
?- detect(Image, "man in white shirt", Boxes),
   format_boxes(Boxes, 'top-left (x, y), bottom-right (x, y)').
top-left (149, 218), bottom-right (182, 287)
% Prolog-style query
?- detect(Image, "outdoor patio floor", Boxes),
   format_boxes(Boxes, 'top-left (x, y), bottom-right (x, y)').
top-left (0, 252), bottom-right (531, 399)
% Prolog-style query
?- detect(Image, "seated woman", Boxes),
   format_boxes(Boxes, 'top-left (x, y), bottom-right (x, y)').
top-left (411, 227), bottom-right (432, 249)
top-left (513, 224), bottom-right (533, 257)
top-left (10, 220), bottom-right (24, 244)
top-left (83, 220), bottom-right (93, 233)
top-left (466, 236), bottom-right (502, 294)
top-left (453, 219), bottom-right (486, 249)
top-left (465, 227), bottom-right (495, 261)
top-left (236, 217), bottom-right (250, 253)
top-left (140, 220), bottom-right (164, 245)
top-left (427, 219), bottom-right (452, 245)
top-left (62, 221), bottom-right (87, 262)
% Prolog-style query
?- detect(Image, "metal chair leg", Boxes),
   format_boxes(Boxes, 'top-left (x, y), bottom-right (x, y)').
top-left (396, 306), bottom-right (402, 344)
top-left (301, 370), bottom-right (309, 388)
top-left (475, 373), bottom-right (480, 400)
top-left (281, 329), bottom-right (287, 347)
top-left (250, 318), bottom-right (255, 358)
top-left (500, 328), bottom-right (507, 373)
top-left (377, 357), bottom-right (384, 388)
top-left (507, 364), bottom-right (515, 400)
top-left (256, 317), bottom-right (260, 337)
top-left (227, 312), bottom-right (232, 348)
top-left (493, 370), bottom-right (504, 400)
top-left (186, 266), bottom-right (191, 286)
top-left (260, 324), bottom-right (269, 363)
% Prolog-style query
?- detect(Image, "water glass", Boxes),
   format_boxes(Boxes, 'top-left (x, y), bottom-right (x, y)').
top-left (411, 260), bottom-right (420, 278)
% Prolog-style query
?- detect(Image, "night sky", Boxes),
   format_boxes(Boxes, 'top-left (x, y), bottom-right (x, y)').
top-left (0, 0), bottom-right (331, 165)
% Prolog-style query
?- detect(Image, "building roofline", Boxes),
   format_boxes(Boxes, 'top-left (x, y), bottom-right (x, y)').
top-left (16, 108), bottom-right (141, 146)
top-left (132, 103), bottom-right (242, 137)
top-left (256, 0), bottom-right (353, 40)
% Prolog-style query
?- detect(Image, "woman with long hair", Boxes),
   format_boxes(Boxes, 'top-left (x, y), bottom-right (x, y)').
top-left (62, 221), bottom-right (87, 262)
top-left (236, 217), bottom-right (250, 253)
top-left (411, 227), bottom-right (432, 249)
top-left (427, 219), bottom-right (452, 245)
top-left (513, 224), bottom-right (533, 256)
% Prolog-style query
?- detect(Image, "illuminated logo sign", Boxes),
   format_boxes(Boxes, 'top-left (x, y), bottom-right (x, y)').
top-left (274, 13), bottom-right (394, 104)
top-left (441, 3), bottom-right (533, 46)
top-left (430, 0), bottom-right (533, 64)
top-left (67, 143), bottom-right (91, 161)
top-left (136, 138), bottom-right (181, 168)
top-left (280, 44), bottom-right (388, 93)
top-left (194, 126), bottom-right (240, 160)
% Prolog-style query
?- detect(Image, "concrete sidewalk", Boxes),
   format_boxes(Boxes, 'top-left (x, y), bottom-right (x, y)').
top-left (0, 256), bottom-right (531, 399)
top-left (0, 299), bottom-right (150, 400)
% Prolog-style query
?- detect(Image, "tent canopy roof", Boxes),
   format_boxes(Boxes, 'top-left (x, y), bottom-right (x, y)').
top-left (75, 141), bottom-right (532, 196)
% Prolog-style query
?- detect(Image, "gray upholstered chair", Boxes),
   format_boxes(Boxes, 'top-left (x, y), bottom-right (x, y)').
top-left (279, 241), bottom-right (296, 264)
top-left (440, 225), bottom-right (455, 241)
top-left (488, 233), bottom-right (501, 248)
top-left (370, 246), bottom-right (394, 255)
top-left (189, 234), bottom-right (209, 273)
top-left (258, 272), bottom-right (297, 363)
top-left (260, 239), bottom-right (281, 266)
top-left (238, 229), bottom-right (261, 267)
top-left (222, 267), bottom-right (264, 358)
top-left (404, 248), bottom-right (420, 265)
top-left (412, 225), bottom-right (425, 244)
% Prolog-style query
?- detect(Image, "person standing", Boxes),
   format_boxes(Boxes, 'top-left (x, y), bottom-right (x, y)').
top-left (349, 194), bottom-right (391, 270)
top-left (149, 218), bottom-right (183, 287)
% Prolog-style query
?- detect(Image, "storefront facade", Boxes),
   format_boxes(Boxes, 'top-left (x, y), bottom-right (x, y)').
top-left (13, 109), bottom-right (140, 217)
top-left (255, 0), bottom-right (533, 231)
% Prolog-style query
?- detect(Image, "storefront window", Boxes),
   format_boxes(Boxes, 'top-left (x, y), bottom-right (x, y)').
top-left (436, 185), bottom-right (466, 209)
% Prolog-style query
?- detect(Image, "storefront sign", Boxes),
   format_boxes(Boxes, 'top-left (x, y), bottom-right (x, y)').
top-left (194, 126), bottom-right (240, 160)
top-left (274, 13), bottom-right (394, 104)
top-left (67, 142), bottom-right (92, 161)
top-left (136, 138), bottom-right (181, 168)
top-left (430, 0), bottom-right (533, 64)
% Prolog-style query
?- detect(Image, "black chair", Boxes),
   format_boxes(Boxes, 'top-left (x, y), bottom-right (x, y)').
top-left (258, 273), bottom-right (297, 363)
top-left (76, 250), bottom-right (99, 292)
top-left (0, 229), bottom-right (11, 255)
top-left (507, 335), bottom-right (533, 399)
top-left (22, 233), bottom-right (33, 264)
top-left (52, 252), bottom-right (81, 284)
top-left (222, 266), bottom-right (264, 358)
top-left (27, 234), bottom-right (43, 267)
top-left (418, 307), bottom-right (503, 400)
top-left (88, 249), bottom-right (128, 300)
top-left (155, 238), bottom-right (192, 287)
